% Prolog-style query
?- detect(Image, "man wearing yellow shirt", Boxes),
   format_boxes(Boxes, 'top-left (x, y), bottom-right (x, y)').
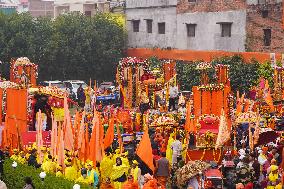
top-left (41, 155), bottom-right (56, 173)
top-left (56, 165), bottom-right (63, 177)
top-left (64, 159), bottom-right (78, 181)
top-left (76, 168), bottom-right (91, 185)
top-left (10, 149), bottom-right (19, 161)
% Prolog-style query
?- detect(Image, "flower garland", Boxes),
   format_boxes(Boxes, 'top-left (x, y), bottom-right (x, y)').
top-left (197, 83), bottom-right (225, 91)
top-left (187, 149), bottom-right (207, 161)
top-left (11, 57), bottom-right (38, 80)
top-left (117, 57), bottom-right (148, 83)
top-left (196, 62), bottom-right (212, 70)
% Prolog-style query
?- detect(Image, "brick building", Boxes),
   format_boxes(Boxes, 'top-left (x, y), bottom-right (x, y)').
top-left (126, 0), bottom-right (284, 53)
top-left (28, 0), bottom-right (54, 17)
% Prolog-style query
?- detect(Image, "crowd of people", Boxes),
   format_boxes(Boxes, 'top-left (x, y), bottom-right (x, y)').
top-left (4, 143), bottom-right (172, 189)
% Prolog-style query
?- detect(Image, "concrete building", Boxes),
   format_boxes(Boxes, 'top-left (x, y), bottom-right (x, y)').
top-left (28, 0), bottom-right (54, 17)
top-left (53, 0), bottom-right (111, 18)
top-left (126, 0), bottom-right (284, 53)
top-left (0, 0), bottom-right (18, 14)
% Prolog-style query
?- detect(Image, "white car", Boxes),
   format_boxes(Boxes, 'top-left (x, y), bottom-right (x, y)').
top-left (40, 80), bottom-right (65, 89)
top-left (63, 80), bottom-right (89, 99)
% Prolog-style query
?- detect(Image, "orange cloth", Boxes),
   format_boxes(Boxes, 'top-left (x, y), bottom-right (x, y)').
top-left (156, 176), bottom-right (167, 188)
top-left (136, 126), bottom-right (154, 172)
top-left (122, 181), bottom-right (139, 189)
top-left (104, 116), bottom-right (115, 150)
top-left (100, 183), bottom-right (115, 189)
top-left (143, 179), bottom-right (158, 189)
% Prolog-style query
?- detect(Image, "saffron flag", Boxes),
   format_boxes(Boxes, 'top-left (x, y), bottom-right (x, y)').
top-left (77, 111), bottom-right (86, 150)
top-left (50, 115), bottom-right (57, 157)
top-left (263, 80), bottom-right (274, 110)
top-left (63, 97), bottom-right (74, 151)
top-left (89, 110), bottom-right (103, 164)
top-left (104, 115), bottom-right (115, 150)
top-left (57, 125), bottom-right (65, 167)
top-left (215, 109), bottom-right (230, 149)
top-left (136, 126), bottom-right (154, 172)
top-left (36, 110), bottom-right (43, 164)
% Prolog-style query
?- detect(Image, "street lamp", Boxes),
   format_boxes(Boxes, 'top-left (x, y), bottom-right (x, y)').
top-left (39, 172), bottom-right (46, 183)
top-left (73, 184), bottom-right (80, 189)
top-left (12, 161), bottom-right (17, 169)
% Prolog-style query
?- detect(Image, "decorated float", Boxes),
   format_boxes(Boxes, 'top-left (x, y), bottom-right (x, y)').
top-left (0, 57), bottom-right (73, 149)
top-left (186, 63), bottom-right (232, 162)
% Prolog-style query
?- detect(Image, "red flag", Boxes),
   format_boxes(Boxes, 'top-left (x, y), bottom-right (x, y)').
top-left (104, 115), bottom-right (115, 150)
top-left (136, 127), bottom-right (154, 172)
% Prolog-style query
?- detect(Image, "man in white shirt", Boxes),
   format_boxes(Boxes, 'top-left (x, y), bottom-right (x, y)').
top-left (171, 135), bottom-right (183, 165)
top-left (169, 83), bottom-right (178, 111)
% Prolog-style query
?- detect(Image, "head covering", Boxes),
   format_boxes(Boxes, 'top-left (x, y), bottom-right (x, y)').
top-left (85, 161), bottom-right (93, 167)
top-left (236, 183), bottom-right (244, 189)
top-left (239, 149), bottom-right (246, 156)
top-left (144, 173), bottom-right (153, 180)
top-left (270, 165), bottom-right (278, 172)
top-left (239, 155), bottom-right (245, 160)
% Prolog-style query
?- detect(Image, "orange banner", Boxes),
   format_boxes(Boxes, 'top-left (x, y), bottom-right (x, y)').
top-left (127, 48), bottom-right (282, 63)
top-left (193, 87), bottom-right (201, 117)
top-left (6, 88), bottom-right (28, 149)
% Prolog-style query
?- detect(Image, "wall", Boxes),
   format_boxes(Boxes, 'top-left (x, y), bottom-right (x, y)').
top-left (29, 0), bottom-right (54, 17)
top-left (246, 2), bottom-right (284, 53)
top-left (126, 6), bottom-right (177, 48)
top-left (126, 0), bottom-right (177, 8)
top-left (177, 0), bottom-right (246, 13)
top-left (176, 10), bottom-right (246, 51)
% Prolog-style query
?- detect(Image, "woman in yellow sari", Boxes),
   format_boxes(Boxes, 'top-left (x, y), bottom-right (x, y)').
top-left (166, 133), bottom-right (175, 165)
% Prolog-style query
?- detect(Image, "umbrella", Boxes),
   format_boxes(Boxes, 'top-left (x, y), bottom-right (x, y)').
top-left (256, 130), bottom-right (279, 146)
top-left (176, 160), bottom-right (210, 188)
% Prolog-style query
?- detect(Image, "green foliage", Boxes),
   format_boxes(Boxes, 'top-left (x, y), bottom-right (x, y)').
top-left (3, 159), bottom-right (91, 189)
top-left (176, 61), bottom-right (201, 91)
top-left (177, 55), bottom-right (262, 94)
top-left (257, 61), bottom-right (274, 87)
top-left (0, 12), bottom-right (126, 82)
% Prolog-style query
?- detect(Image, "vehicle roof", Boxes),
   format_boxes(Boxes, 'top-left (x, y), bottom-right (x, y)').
top-left (43, 80), bottom-right (62, 83)
top-left (100, 82), bottom-right (113, 85)
top-left (64, 80), bottom-right (86, 83)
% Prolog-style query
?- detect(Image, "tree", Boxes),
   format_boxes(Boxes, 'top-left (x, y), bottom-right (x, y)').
top-left (0, 12), bottom-right (126, 82)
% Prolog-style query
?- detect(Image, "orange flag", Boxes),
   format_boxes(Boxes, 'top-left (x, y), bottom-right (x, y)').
top-left (77, 111), bottom-right (86, 150)
top-left (104, 115), bottom-right (115, 150)
top-left (57, 125), bottom-right (65, 167)
top-left (184, 102), bottom-right (191, 132)
top-left (264, 80), bottom-right (274, 110)
top-left (63, 97), bottom-right (74, 151)
top-left (116, 119), bottom-right (123, 153)
top-left (50, 115), bottom-right (58, 157)
top-left (136, 126), bottom-right (154, 172)
top-left (89, 110), bottom-right (103, 164)
top-left (36, 110), bottom-right (43, 164)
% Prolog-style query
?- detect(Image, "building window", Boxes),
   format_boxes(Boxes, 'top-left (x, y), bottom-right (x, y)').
top-left (146, 19), bottom-right (153, 33)
top-left (85, 11), bottom-right (91, 16)
top-left (263, 29), bottom-right (271, 46)
top-left (132, 20), bottom-right (140, 32)
top-left (219, 23), bottom-right (232, 37)
top-left (186, 24), bottom-right (196, 37)
top-left (261, 10), bottom-right (268, 18)
top-left (158, 22), bottom-right (165, 34)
